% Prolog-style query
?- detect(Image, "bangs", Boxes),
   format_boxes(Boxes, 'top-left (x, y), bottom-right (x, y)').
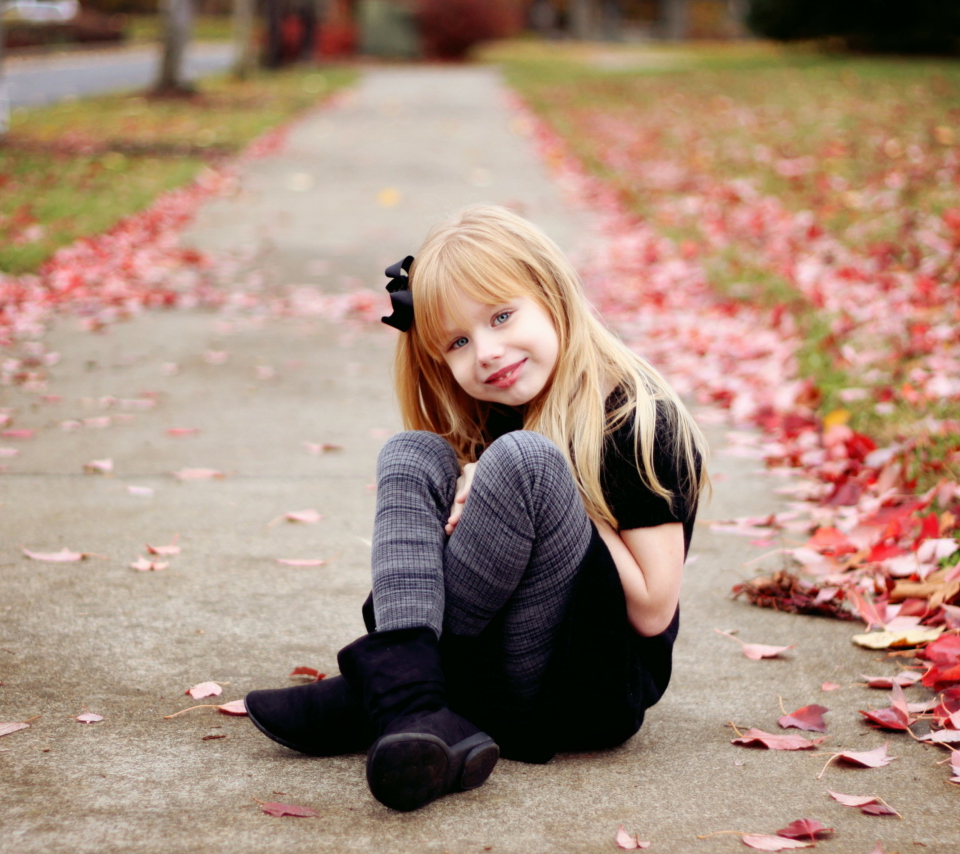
top-left (411, 237), bottom-right (540, 358)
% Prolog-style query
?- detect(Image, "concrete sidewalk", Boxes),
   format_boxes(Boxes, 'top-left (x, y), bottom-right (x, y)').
top-left (2, 67), bottom-right (956, 854)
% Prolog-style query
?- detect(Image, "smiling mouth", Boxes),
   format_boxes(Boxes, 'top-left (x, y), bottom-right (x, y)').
top-left (485, 360), bottom-right (526, 388)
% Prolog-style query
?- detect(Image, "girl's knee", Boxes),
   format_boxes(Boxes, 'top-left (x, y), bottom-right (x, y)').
top-left (482, 431), bottom-right (568, 481)
top-left (377, 431), bottom-right (458, 479)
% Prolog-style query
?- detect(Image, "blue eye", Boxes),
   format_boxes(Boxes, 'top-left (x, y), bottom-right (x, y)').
top-left (450, 336), bottom-right (469, 350)
top-left (493, 311), bottom-right (511, 325)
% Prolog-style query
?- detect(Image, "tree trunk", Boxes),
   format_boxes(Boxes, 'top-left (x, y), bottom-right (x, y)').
top-left (569, 0), bottom-right (598, 40)
top-left (600, 0), bottom-right (624, 40)
top-left (660, 0), bottom-right (689, 41)
top-left (0, 12), bottom-right (9, 136)
top-left (155, 0), bottom-right (195, 95)
top-left (232, 0), bottom-right (257, 78)
top-left (264, 0), bottom-right (285, 68)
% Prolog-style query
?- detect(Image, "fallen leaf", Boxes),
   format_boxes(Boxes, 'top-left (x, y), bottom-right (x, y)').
top-left (22, 547), bottom-right (90, 562)
top-left (616, 826), bottom-right (639, 850)
top-left (778, 704), bottom-right (829, 732)
top-left (76, 713), bottom-right (103, 723)
top-left (256, 800), bottom-right (318, 818)
top-left (741, 834), bottom-right (812, 851)
top-left (859, 672), bottom-right (921, 689)
top-left (173, 468), bottom-right (224, 480)
top-left (166, 428), bottom-right (201, 437)
top-left (146, 536), bottom-right (181, 556)
top-left (304, 441), bottom-right (342, 455)
top-left (186, 682), bottom-right (222, 700)
top-left (202, 734), bottom-right (226, 740)
top-left (917, 729), bottom-right (960, 745)
top-left (0, 722), bottom-right (30, 737)
top-left (284, 509), bottom-right (323, 524)
top-left (715, 629), bottom-right (795, 660)
top-left (818, 742), bottom-right (896, 777)
top-left (775, 819), bottom-right (832, 841)
top-left (130, 557), bottom-right (168, 572)
top-left (852, 627), bottom-right (943, 649)
top-left (827, 790), bottom-right (876, 807)
top-left (127, 486), bottom-right (154, 497)
top-left (1, 429), bottom-right (34, 439)
top-left (858, 803), bottom-right (898, 816)
top-left (216, 699), bottom-right (247, 716)
top-left (276, 558), bottom-right (327, 567)
top-left (821, 682), bottom-right (842, 691)
top-left (731, 727), bottom-right (825, 750)
top-left (289, 666), bottom-right (325, 681)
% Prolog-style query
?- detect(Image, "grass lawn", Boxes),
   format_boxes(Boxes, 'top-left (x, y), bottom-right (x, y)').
top-left (0, 66), bottom-right (357, 275)
top-left (488, 40), bottom-right (960, 483)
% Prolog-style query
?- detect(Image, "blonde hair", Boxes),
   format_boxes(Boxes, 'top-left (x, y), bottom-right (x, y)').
top-left (393, 204), bottom-right (709, 527)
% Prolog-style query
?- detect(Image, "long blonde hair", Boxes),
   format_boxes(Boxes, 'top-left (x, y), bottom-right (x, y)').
top-left (393, 204), bottom-right (709, 528)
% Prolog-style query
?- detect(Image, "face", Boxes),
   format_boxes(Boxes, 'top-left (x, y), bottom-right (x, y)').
top-left (439, 292), bottom-right (560, 407)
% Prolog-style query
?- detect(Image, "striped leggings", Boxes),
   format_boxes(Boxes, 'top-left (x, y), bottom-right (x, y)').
top-left (371, 430), bottom-right (594, 701)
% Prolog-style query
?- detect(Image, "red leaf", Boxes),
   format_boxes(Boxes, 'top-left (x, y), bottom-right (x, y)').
top-left (859, 803), bottom-right (898, 816)
top-left (258, 801), bottom-right (318, 818)
top-left (289, 666), bottom-right (326, 682)
top-left (741, 834), bottom-right (813, 851)
top-left (217, 699), bottom-right (247, 716)
top-left (860, 672), bottom-right (921, 689)
top-left (776, 819), bottom-right (833, 841)
top-left (805, 527), bottom-right (856, 555)
top-left (778, 704), bottom-right (829, 733)
top-left (731, 728), bottom-right (826, 750)
top-left (831, 743), bottom-right (896, 768)
top-left (146, 536), bottom-right (181, 556)
top-left (827, 790), bottom-right (875, 807)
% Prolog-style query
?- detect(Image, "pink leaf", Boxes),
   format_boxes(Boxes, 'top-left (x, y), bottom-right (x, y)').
top-left (276, 558), bottom-right (327, 567)
top-left (22, 547), bottom-right (87, 562)
top-left (731, 728), bottom-right (826, 750)
top-left (1, 429), bottom-right (34, 439)
top-left (83, 458), bottom-right (114, 475)
top-left (831, 743), bottom-right (896, 769)
top-left (130, 557), bottom-right (168, 571)
top-left (284, 509), bottom-right (323, 524)
top-left (715, 629), bottom-right (795, 660)
top-left (166, 427), bottom-right (201, 437)
top-left (0, 722), bottom-right (30, 737)
top-left (186, 682), bottom-right (222, 700)
top-left (258, 801), bottom-right (318, 818)
top-left (821, 682), bottom-right (841, 691)
top-left (216, 699), bottom-right (247, 716)
top-left (860, 672), bottom-right (921, 689)
top-left (776, 819), bottom-right (832, 841)
top-left (173, 468), bottom-right (224, 480)
top-left (76, 713), bottom-right (103, 723)
top-left (778, 704), bottom-right (829, 732)
top-left (146, 537), bottom-right (181, 556)
top-left (827, 790), bottom-right (876, 807)
top-left (616, 826), bottom-right (639, 850)
top-left (741, 834), bottom-right (812, 851)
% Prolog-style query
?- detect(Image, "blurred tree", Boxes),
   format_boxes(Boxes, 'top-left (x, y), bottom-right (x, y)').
top-left (747, 0), bottom-right (960, 54)
top-left (155, 0), bottom-right (195, 94)
top-left (232, 0), bottom-right (257, 77)
top-left (659, 0), bottom-right (688, 40)
top-left (0, 12), bottom-right (7, 135)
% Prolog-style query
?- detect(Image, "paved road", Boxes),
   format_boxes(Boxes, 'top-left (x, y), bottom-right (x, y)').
top-left (2, 67), bottom-right (958, 853)
top-left (5, 42), bottom-right (235, 108)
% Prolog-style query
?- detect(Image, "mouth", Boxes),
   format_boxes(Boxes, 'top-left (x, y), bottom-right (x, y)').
top-left (484, 359), bottom-right (526, 389)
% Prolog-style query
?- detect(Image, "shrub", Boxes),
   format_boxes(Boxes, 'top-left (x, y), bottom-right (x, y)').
top-left (417, 0), bottom-right (521, 60)
top-left (747, 0), bottom-right (960, 55)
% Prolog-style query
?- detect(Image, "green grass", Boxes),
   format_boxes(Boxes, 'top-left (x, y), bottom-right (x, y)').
top-left (0, 66), bottom-right (357, 275)
top-left (125, 14), bottom-right (235, 44)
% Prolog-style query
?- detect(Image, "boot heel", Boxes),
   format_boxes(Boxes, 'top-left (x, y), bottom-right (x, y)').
top-left (367, 734), bottom-right (449, 812)
top-left (460, 741), bottom-right (499, 790)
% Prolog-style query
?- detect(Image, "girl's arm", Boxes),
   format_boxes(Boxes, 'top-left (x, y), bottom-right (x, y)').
top-left (594, 520), bottom-right (685, 637)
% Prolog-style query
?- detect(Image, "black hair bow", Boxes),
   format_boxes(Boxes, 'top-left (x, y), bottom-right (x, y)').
top-left (381, 255), bottom-right (415, 332)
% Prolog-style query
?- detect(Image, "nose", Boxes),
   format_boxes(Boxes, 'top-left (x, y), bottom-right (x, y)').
top-left (473, 330), bottom-right (503, 366)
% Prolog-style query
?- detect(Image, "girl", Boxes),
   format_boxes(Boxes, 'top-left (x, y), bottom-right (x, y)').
top-left (245, 205), bottom-right (709, 813)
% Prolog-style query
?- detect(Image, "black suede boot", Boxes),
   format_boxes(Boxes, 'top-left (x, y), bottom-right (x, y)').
top-left (337, 627), bottom-right (500, 812)
top-left (245, 675), bottom-right (375, 756)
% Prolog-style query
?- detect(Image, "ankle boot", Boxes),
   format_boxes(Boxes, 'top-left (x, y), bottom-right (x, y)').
top-left (337, 627), bottom-right (500, 812)
top-left (245, 675), bottom-right (375, 756)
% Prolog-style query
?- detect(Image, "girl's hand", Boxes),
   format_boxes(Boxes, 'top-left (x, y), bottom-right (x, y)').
top-left (445, 462), bottom-right (477, 535)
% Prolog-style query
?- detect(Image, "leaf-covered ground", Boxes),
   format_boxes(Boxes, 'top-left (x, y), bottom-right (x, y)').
top-left (493, 42), bottom-right (960, 787)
